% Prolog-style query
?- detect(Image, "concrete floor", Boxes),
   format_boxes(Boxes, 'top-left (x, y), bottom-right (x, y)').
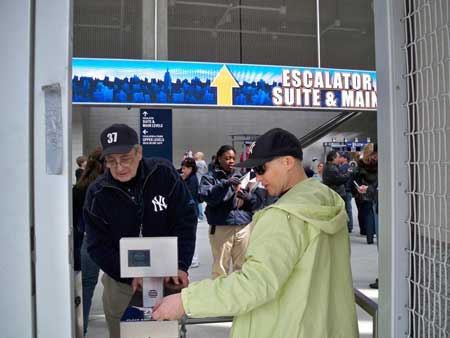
top-left (85, 202), bottom-right (378, 338)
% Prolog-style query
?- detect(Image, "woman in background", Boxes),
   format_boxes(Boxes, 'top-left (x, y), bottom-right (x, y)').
top-left (180, 157), bottom-right (201, 268)
top-left (180, 157), bottom-right (199, 206)
top-left (199, 145), bottom-right (257, 278)
top-left (313, 161), bottom-right (324, 182)
top-left (72, 147), bottom-right (104, 336)
top-left (353, 143), bottom-right (378, 244)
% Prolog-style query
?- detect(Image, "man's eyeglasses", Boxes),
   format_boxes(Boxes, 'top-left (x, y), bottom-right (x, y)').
top-left (105, 155), bottom-right (135, 169)
top-left (252, 164), bottom-right (266, 176)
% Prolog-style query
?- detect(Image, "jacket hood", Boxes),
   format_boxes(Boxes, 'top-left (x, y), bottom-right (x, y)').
top-left (269, 178), bottom-right (348, 235)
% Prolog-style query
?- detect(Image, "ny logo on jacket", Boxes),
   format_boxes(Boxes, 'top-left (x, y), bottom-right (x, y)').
top-left (152, 195), bottom-right (167, 212)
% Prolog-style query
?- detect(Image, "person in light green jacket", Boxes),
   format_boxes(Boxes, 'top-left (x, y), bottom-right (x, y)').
top-left (153, 128), bottom-right (359, 338)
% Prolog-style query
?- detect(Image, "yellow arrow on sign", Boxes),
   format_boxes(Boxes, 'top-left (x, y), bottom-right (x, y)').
top-left (211, 65), bottom-right (240, 106)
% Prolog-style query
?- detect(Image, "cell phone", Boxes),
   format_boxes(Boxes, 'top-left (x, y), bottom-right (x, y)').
top-left (353, 180), bottom-right (360, 189)
top-left (238, 173), bottom-right (248, 182)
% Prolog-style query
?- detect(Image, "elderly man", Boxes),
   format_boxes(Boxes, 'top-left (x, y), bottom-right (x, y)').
top-left (83, 123), bottom-right (197, 338)
top-left (152, 128), bottom-right (358, 338)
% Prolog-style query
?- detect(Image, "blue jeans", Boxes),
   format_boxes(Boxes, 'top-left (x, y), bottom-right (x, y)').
top-left (373, 202), bottom-right (379, 249)
top-left (198, 202), bottom-right (204, 220)
top-left (356, 200), bottom-right (375, 243)
top-left (80, 237), bottom-right (100, 336)
top-left (344, 192), bottom-right (353, 232)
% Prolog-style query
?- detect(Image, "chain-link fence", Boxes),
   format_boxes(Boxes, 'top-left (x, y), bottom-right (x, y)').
top-left (403, 0), bottom-right (450, 337)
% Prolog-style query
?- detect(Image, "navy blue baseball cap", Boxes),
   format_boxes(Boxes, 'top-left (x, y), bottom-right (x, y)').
top-left (235, 128), bottom-right (303, 168)
top-left (100, 123), bottom-right (139, 157)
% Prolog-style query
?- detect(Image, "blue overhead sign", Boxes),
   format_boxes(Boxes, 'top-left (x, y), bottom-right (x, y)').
top-left (72, 58), bottom-right (377, 111)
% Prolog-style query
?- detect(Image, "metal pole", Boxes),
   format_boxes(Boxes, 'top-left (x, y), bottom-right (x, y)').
top-left (316, 0), bottom-right (321, 67)
top-left (120, 0), bottom-right (125, 57)
top-left (239, 0), bottom-right (243, 63)
top-left (34, 0), bottom-right (74, 337)
top-left (0, 2), bottom-right (35, 337)
top-left (154, 0), bottom-right (158, 59)
top-left (374, 0), bottom-right (410, 337)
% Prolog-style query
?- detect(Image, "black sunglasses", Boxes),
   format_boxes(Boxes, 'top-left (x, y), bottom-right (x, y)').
top-left (252, 164), bottom-right (266, 175)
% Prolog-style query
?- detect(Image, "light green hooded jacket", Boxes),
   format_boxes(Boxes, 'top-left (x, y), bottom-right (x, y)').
top-left (181, 178), bottom-right (359, 338)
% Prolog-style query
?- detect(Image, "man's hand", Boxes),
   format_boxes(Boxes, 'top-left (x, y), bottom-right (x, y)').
top-left (164, 269), bottom-right (189, 288)
top-left (152, 294), bottom-right (186, 321)
top-left (357, 185), bottom-right (369, 194)
top-left (131, 277), bottom-right (143, 292)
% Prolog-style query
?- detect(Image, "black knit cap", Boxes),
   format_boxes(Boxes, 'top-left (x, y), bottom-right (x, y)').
top-left (235, 128), bottom-right (303, 168)
top-left (100, 123), bottom-right (139, 157)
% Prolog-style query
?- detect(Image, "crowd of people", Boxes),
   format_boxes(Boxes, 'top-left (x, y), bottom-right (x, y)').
top-left (314, 145), bottom-right (379, 289)
top-left (318, 146), bottom-right (379, 246)
top-left (73, 124), bottom-right (377, 337)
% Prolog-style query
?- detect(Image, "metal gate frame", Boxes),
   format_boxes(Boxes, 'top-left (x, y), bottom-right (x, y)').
top-left (374, 1), bottom-right (410, 337)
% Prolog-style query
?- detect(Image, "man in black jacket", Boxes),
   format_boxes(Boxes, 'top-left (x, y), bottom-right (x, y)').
top-left (322, 150), bottom-right (352, 199)
top-left (83, 124), bottom-right (197, 338)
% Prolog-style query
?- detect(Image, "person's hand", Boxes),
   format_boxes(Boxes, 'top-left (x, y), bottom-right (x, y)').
top-left (131, 277), bottom-right (143, 292)
top-left (227, 176), bottom-right (241, 187)
top-left (164, 269), bottom-right (189, 288)
top-left (152, 294), bottom-right (186, 321)
top-left (236, 189), bottom-right (252, 201)
top-left (357, 185), bottom-right (368, 194)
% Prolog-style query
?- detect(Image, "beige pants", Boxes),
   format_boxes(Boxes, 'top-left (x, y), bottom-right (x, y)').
top-left (101, 273), bottom-right (134, 338)
top-left (209, 224), bottom-right (251, 279)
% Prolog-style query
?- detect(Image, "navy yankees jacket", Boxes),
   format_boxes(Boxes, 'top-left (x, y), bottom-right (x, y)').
top-left (83, 157), bottom-right (197, 284)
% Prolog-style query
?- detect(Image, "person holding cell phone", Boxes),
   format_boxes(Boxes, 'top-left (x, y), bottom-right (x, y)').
top-left (198, 145), bottom-right (259, 278)
top-left (353, 143), bottom-right (378, 244)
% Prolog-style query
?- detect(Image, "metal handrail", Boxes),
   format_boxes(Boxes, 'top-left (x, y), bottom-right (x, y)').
top-left (180, 316), bottom-right (233, 338)
top-left (354, 288), bottom-right (378, 338)
top-left (184, 316), bottom-right (233, 325)
top-left (298, 111), bottom-right (361, 148)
